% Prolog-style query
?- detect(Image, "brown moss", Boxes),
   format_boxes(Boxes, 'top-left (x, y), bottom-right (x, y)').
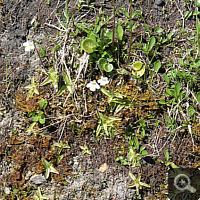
top-left (193, 123), bottom-right (200, 136)
top-left (15, 91), bottom-right (44, 113)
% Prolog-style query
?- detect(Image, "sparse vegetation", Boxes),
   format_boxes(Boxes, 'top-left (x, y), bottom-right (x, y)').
top-left (0, 0), bottom-right (200, 199)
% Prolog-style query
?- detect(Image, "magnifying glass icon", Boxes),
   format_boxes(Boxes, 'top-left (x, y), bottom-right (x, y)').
top-left (174, 174), bottom-right (196, 193)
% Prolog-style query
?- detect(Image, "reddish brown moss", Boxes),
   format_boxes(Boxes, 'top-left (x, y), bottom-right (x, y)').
top-left (15, 91), bottom-right (43, 112)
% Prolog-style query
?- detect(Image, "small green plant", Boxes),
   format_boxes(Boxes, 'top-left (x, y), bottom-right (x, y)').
top-left (142, 36), bottom-right (156, 57)
top-left (116, 137), bottom-right (148, 167)
top-left (28, 110), bottom-right (45, 124)
top-left (196, 91), bottom-right (200, 102)
top-left (167, 64), bottom-right (197, 89)
top-left (115, 145), bottom-right (128, 165)
top-left (157, 149), bottom-right (178, 169)
top-left (24, 77), bottom-right (39, 100)
top-left (136, 119), bottom-right (147, 137)
top-left (164, 149), bottom-right (178, 168)
top-left (140, 33), bottom-right (161, 67)
top-left (80, 27), bottom-right (116, 72)
top-left (40, 68), bottom-right (59, 92)
top-left (131, 61), bottom-right (146, 77)
top-left (159, 78), bottom-right (193, 133)
top-left (28, 99), bottom-right (48, 124)
top-left (36, 43), bottom-right (47, 59)
top-left (128, 172), bottom-right (150, 196)
top-left (96, 112), bottom-right (121, 137)
top-left (164, 116), bottom-right (177, 131)
top-left (60, 0), bottom-right (79, 32)
top-left (166, 82), bottom-right (184, 102)
top-left (116, 21), bottom-right (123, 41)
top-left (128, 137), bottom-right (148, 167)
top-left (154, 27), bottom-right (169, 45)
top-left (52, 141), bottom-right (70, 155)
top-left (39, 99), bottom-right (48, 109)
top-left (51, 141), bottom-right (70, 164)
top-left (34, 187), bottom-right (48, 200)
top-left (100, 88), bottom-right (133, 114)
top-left (25, 122), bottom-right (37, 134)
top-left (42, 158), bottom-right (59, 179)
top-left (76, 12), bottom-right (125, 73)
top-left (80, 144), bottom-right (91, 155)
top-left (121, 1), bottom-right (141, 67)
top-left (159, 80), bottom-right (184, 107)
top-left (115, 156), bottom-right (128, 165)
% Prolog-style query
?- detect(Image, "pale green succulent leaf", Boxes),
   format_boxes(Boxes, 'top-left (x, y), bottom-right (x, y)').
top-left (25, 122), bottom-right (37, 134)
top-left (45, 168), bottom-right (50, 179)
top-left (96, 124), bottom-right (101, 136)
top-left (49, 165), bottom-right (59, 174)
top-left (101, 88), bottom-right (113, 98)
top-left (114, 104), bottom-right (125, 115)
top-left (129, 172), bottom-right (136, 181)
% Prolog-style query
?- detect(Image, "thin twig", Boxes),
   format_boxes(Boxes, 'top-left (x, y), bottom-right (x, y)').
top-left (174, 0), bottom-right (185, 28)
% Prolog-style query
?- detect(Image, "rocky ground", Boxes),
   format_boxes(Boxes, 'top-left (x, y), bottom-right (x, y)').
top-left (0, 0), bottom-right (200, 199)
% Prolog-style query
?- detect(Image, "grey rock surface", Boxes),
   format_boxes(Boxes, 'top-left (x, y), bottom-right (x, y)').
top-left (30, 174), bottom-right (47, 185)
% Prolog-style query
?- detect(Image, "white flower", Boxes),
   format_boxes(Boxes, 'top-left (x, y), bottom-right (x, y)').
top-left (97, 76), bottom-right (109, 86)
top-left (23, 41), bottom-right (35, 52)
top-left (86, 80), bottom-right (100, 91)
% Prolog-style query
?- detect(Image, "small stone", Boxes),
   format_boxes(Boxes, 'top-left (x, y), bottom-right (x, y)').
top-left (97, 163), bottom-right (109, 173)
top-left (155, 0), bottom-right (163, 6)
top-left (30, 174), bottom-right (46, 185)
top-left (25, 170), bottom-right (32, 180)
top-left (4, 187), bottom-right (10, 194)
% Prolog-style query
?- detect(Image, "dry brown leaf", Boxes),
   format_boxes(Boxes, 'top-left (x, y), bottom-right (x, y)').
top-left (97, 163), bottom-right (109, 173)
